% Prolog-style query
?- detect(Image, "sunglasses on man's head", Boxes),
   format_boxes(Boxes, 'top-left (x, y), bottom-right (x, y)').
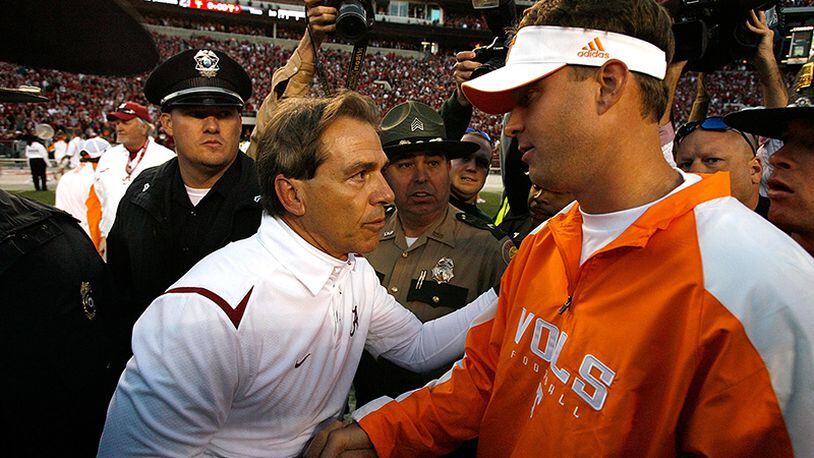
top-left (465, 127), bottom-right (492, 143)
top-left (674, 116), bottom-right (757, 155)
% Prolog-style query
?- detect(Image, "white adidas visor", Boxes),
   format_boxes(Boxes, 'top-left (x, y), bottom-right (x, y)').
top-left (462, 26), bottom-right (668, 114)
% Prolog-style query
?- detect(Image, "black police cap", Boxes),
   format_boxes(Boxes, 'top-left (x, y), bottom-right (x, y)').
top-left (144, 49), bottom-right (252, 110)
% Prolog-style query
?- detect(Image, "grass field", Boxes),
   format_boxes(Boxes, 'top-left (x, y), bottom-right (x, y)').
top-left (11, 190), bottom-right (55, 205)
top-left (8, 189), bottom-right (503, 221)
top-left (477, 191), bottom-right (502, 219)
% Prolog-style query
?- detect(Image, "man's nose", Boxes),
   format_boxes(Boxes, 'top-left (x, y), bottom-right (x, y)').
top-left (202, 116), bottom-right (220, 133)
top-left (413, 162), bottom-right (430, 182)
top-left (374, 172), bottom-right (395, 205)
top-left (769, 147), bottom-right (790, 170)
top-left (504, 109), bottom-right (524, 138)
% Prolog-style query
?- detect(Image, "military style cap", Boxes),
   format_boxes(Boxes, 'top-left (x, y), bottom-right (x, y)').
top-left (380, 101), bottom-right (479, 160)
top-left (144, 49), bottom-right (252, 110)
top-left (725, 56), bottom-right (814, 139)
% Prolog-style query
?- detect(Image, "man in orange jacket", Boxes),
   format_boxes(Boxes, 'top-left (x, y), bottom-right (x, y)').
top-left (315, 0), bottom-right (814, 456)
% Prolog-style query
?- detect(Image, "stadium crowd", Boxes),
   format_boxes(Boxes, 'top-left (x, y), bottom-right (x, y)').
top-left (3, 0), bottom-right (814, 456)
top-left (1, 31), bottom-right (496, 142)
top-left (1, 24), bottom-right (794, 151)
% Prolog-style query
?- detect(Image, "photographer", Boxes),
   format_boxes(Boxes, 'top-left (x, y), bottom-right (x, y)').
top-left (246, 0), bottom-right (336, 160)
top-left (672, 10), bottom-right (787, 217)
top-left (441, 50), bottom-right (480, 140)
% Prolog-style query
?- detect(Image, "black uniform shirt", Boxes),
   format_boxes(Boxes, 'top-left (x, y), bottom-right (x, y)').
top-left (106, 153), bottom-right (262, 366)
top-left (168, 155), bottom-right (242, 278)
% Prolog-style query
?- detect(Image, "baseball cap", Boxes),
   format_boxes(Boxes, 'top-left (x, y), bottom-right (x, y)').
top-left (143, 48), bottom-right (252, 110)
top-left (107, 101), bottom-right (152, 123)
top-left (725, 57), bottom-right (814, 140)
top-left (462, 26), bottom-right (668, 114)
top-left (79, 137), bottom-right (111, 160)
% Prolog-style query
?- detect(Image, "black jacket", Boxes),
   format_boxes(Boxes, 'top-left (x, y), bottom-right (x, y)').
top-left (1, 189), bottom-right (116, 456)
top-left (107, 152), bottom-right (262, 361)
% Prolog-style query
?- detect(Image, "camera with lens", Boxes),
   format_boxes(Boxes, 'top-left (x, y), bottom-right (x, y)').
top-left (471, 36), bottom-right (509, 79)
top-left (327, 0), bottom-right (375, 43)
top-left (469, 0), bottom-right (517, 79)
top-left (663, 0), bottom-right (777, 71)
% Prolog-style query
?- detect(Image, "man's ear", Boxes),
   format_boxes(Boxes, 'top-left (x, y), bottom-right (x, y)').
top-left (275, 174), bottom-right (306, 216)
top-left (749, 154), bottom-right (763, 185)
top-left (159, 112), bottom-right (173, 137)
top-left (595, 60), bottom-right (629, 116)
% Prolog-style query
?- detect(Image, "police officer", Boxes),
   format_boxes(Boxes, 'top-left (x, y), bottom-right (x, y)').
top-left (354, 101), bottom-right (515, 406)
top-left (1, 2), bottom-right (157, 455)
top-left (106, 48), bottom-right (262, 366)
top-left (449, 128), bottom-right (495, 223)
top-left (1, 189), bottom-right (116, 456)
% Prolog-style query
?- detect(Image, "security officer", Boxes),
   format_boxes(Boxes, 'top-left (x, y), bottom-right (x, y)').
top-left (1, 189), bottom-right (116, 456)
top-left (354, 101), bottom-right (515, 406)
top-left (106, 48), bottom-right (262, 366)
top-left (1, 2), bottom-right (156, 455)
top-left (449, 128), bottom-right (495, 224)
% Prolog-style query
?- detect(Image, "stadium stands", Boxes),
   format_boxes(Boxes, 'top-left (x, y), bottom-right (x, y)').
top-left (0, 12), bottom-right (799, 149)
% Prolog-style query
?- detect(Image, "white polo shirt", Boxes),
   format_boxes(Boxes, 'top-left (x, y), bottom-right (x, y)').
top-left (94, 138), bottom-right (175, 237)
top-left (99, 215), bottom-right (496, 457)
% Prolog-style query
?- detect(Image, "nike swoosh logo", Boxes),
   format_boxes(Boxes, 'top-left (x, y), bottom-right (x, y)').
top-left (295, 353), bottom-right (311, 368)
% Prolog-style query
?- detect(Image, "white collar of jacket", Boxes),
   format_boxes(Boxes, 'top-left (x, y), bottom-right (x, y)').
top-left (258, 214), bottom-right (358, 296)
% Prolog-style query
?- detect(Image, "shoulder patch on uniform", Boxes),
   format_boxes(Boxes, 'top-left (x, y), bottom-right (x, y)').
top-left (165, 286), bottom-right (254, 329)
top-left (501, 239), bottom-right (518, 265)
top-left (456, 211), bottom-right (505, 240)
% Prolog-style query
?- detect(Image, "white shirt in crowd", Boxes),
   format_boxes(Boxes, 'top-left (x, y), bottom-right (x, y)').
top-left (98, 215), bottom-right (497, 457)
top-left (66, 136), bottom-right (83, 168)
top-left (52, 139), bottom-right (68, 163)
top-left (55, 164), bottom-right (96, 235)
top-left (94, 137), bottom-right (175, 237)
top-left (24, 142), bottom-right (48, 161)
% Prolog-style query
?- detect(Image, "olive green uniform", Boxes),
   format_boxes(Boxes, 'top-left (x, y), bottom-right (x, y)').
top-left (354, 204), bottom-right (514, 405)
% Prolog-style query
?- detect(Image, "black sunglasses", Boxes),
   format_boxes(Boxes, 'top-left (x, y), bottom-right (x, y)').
top-left (675, 116), bottom-right (757, 155)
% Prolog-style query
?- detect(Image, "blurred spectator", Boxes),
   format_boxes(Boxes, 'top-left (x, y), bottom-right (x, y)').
top-left (440, 13), bottom-right (487, 30)
top-left (674, 117), bottom-right (766, 214)
top-left (65, 128), bottom-right (84, 168)
top-left (55, 136), bottom-right (110, 252)
top-left (498, 183), bottom-right (574, 246)
top-left (449, 128), bottom-right (494, 222)
top-left (23, 134), bottom-right (49, 191)
top-left (94, 102), bottom-right (175, 247)
top-left (51, 130), bottom-right (68, 174)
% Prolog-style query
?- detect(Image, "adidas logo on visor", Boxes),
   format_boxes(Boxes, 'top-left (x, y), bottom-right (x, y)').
top-left (577, 37), bottom-right (609, 58)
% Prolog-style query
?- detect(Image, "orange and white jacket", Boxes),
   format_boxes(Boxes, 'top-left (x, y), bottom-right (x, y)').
top-left (354, 173), bottom-right (814, 456)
